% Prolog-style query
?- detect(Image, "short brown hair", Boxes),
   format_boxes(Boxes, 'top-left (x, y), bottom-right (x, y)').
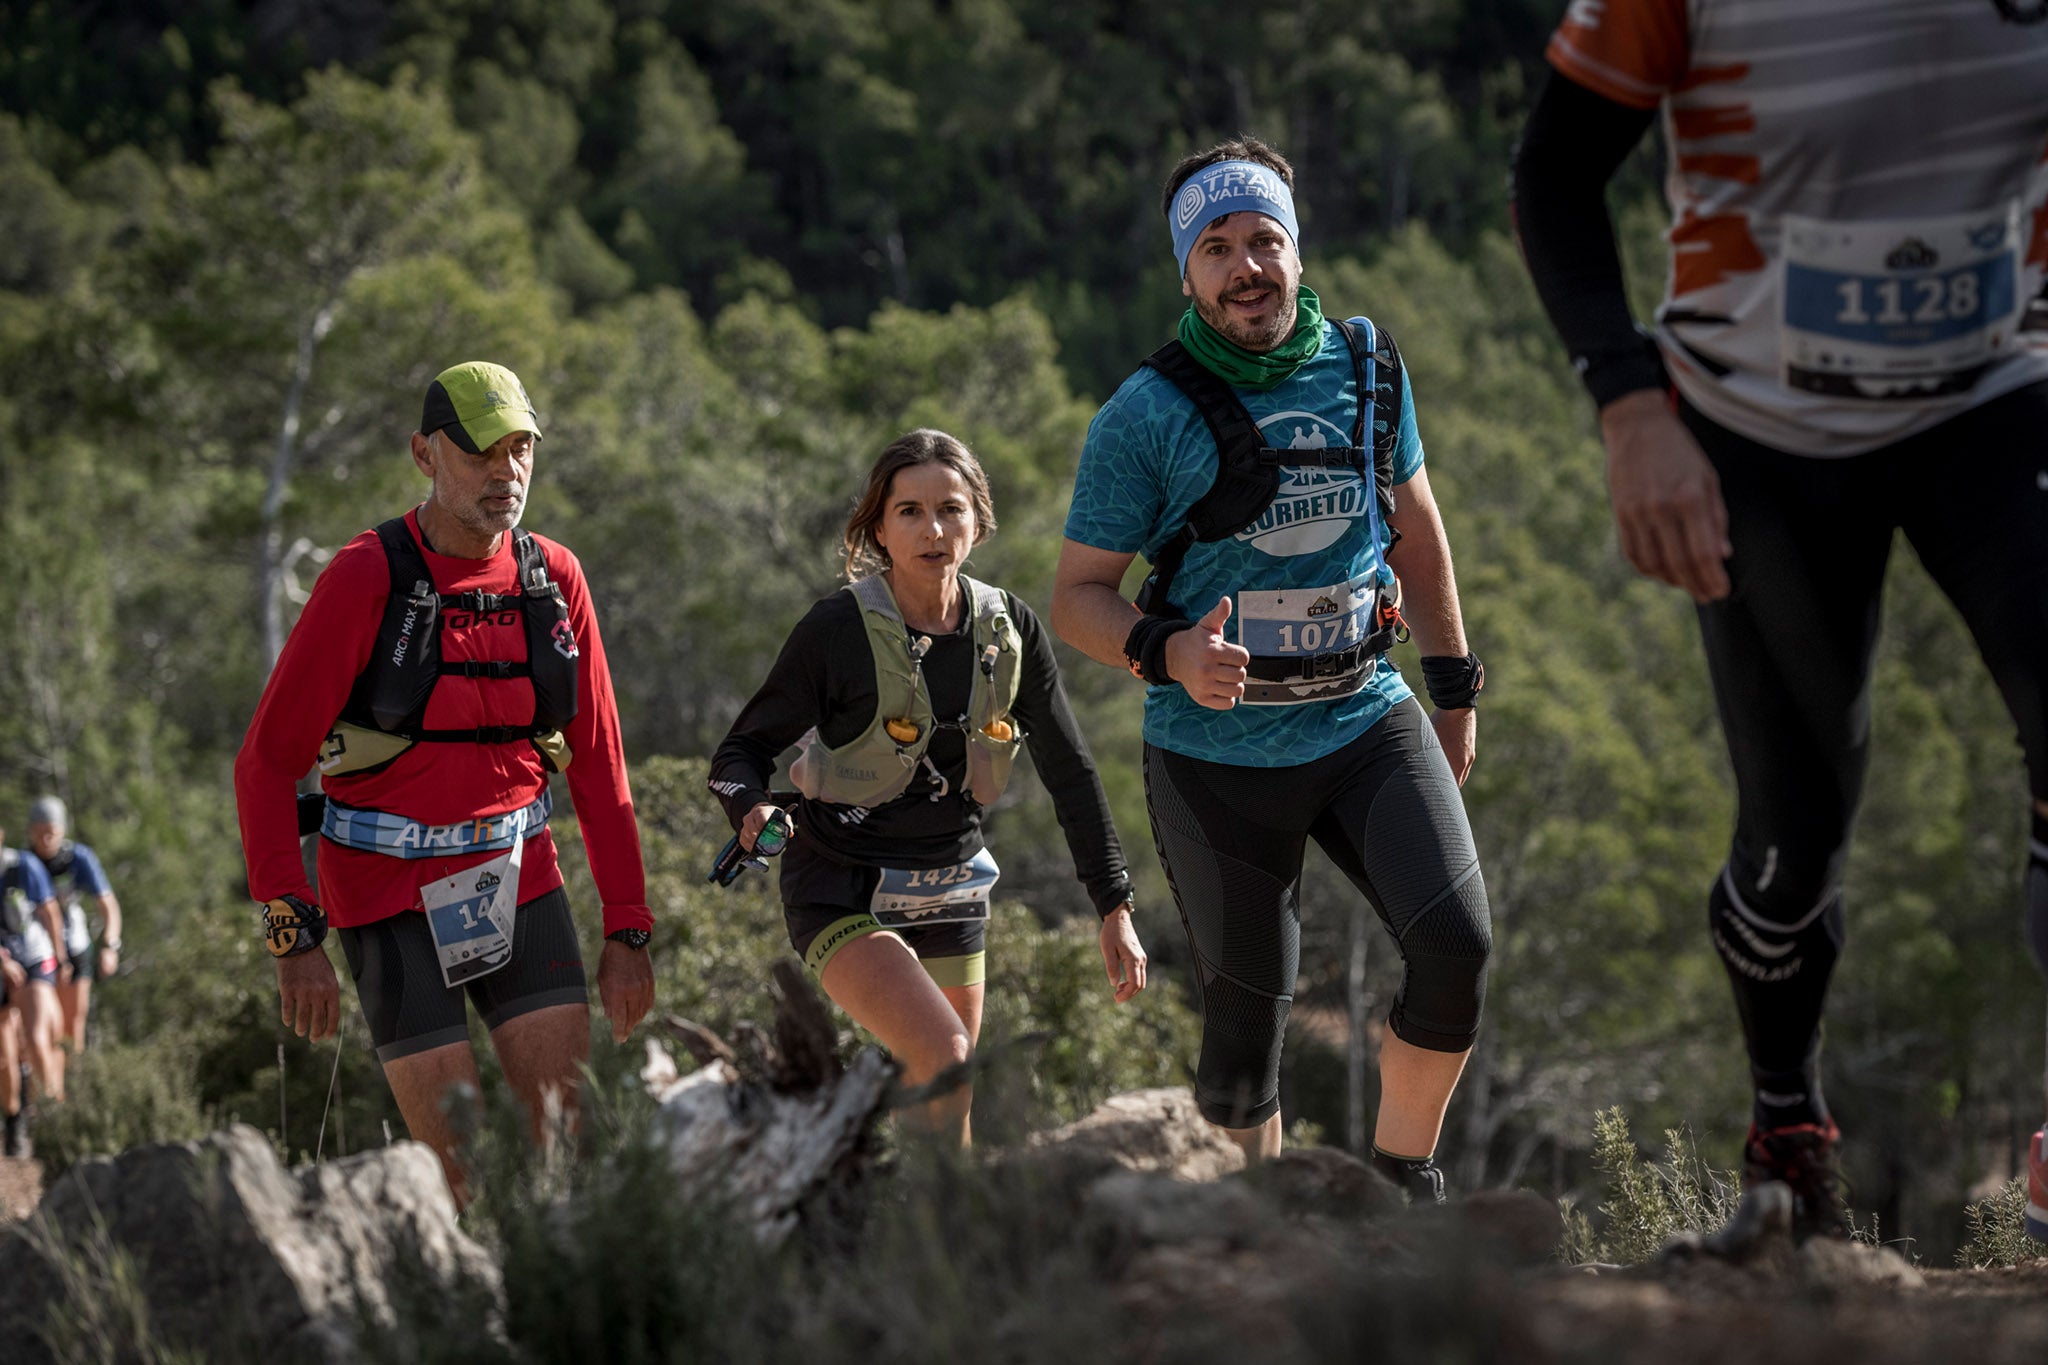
top-left (842, 429), bottom-right (998, 580)
top-left (1160, 135), bottom-right (1296, 217)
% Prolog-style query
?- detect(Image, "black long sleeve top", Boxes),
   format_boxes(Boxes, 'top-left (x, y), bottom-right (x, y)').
top-left (1510, 69), bottom-right (1665, 408)
top-left (709, 585), bottom-right (1132, 916)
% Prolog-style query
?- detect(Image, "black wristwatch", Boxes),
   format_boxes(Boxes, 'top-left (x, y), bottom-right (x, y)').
top-left (605, 927), bottom-right (651, 950)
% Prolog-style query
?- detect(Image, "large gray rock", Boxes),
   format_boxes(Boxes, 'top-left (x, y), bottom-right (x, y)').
top-left (0, 1124), bottom-right (502, 1363)
top-left (1024, 1087), bottom-right (1247, 1182)
top-left (1241, 1144), bottom-right (1408, 1221)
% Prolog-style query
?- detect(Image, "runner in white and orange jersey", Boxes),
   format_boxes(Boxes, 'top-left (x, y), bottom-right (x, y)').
top-left (1514, 0), bottom-right (2048, 1245)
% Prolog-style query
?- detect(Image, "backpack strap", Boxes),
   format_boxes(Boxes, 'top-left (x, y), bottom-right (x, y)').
top-left (346, 517), bottom-right (443, 734)
top-left (513, 529), bottom-right (579, 731)
top-left (1359, 321), bottom-right (1409, 556)
top-left (1133, 331), bottom-right (1375, 617)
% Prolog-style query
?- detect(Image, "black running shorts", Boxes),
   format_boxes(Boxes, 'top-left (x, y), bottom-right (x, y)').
top-left (337, 886), bottom-right (589, 1063)
top-left (776, 842), bottom-right (988, 989)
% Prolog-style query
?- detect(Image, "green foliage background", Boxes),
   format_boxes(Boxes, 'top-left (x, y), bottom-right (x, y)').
top-left (0, 0), bottom-right (2038, 1259)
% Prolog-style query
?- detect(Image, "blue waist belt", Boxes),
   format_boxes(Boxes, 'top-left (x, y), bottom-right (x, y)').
top-left (321, 790), bottom-right (553, 860)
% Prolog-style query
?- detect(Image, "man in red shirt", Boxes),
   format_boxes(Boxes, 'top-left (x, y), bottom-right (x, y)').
top-left (235, 361), bottom-right (654, 1198)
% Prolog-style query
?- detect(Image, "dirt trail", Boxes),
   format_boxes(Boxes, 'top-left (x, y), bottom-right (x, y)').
top-left (0, 1156), bottom-right (43, 1224)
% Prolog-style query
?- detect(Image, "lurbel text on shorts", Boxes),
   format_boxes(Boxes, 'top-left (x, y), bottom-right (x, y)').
top-left (817, 921), bottom-right (870, 957)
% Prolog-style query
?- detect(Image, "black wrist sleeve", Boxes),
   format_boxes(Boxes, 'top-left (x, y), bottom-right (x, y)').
top-left (1123, 616), bottom-right (1195, 686)
top-left (1420, 653), bottom-right (1485, 710)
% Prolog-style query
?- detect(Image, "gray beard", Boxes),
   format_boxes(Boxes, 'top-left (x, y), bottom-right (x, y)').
top-left (454, 496), bottom-right (524, 539)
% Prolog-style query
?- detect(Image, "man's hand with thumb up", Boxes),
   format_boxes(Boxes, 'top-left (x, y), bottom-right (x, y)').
top-left (1165, 596), bottom-right (1250, 709)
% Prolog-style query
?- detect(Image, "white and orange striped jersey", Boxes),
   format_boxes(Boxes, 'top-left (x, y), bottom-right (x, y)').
top-left (1548, 0), bottom-right (2048, 454)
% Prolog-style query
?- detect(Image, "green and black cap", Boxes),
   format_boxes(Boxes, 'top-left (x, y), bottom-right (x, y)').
top-left (420, 361), bottom-right (542, 454)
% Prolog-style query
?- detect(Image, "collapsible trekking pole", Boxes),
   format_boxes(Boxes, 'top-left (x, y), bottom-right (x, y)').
top-left (708, 809), bottom-right (794, 887)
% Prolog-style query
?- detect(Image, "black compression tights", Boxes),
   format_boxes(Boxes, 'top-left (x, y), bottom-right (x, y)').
top-left (1686, 380), bottom-right (2048, 1131)
top-left (1144, 700), bottom-right (1491, 1129)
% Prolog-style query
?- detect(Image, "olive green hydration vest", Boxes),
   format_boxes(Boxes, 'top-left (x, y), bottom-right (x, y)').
top-left (790, 574), bottom-right (1024, 809)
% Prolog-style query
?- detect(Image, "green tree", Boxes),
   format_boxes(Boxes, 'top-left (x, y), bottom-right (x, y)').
top-left (125, 67), bottom-right (550, 676)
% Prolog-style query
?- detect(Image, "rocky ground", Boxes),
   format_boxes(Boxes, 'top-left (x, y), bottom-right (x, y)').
top-left (5, 970), bottom-right (2043, 1363)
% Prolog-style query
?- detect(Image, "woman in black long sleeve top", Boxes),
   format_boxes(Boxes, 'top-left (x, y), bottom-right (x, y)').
top-left (709, 428), bottom-right (1146, 1143)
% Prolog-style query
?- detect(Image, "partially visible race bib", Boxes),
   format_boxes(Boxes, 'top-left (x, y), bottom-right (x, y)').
top-left (1780, 205), bottom-right (2022, 401)
top-left (870, 848), bottom-right (1000, 929)
top-left (13, 917), bottom-right (54, 967)
top-left (422, 840), bottom-right (522, 988)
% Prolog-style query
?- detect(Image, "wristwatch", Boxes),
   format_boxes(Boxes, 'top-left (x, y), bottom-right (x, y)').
top-left (605, 927), bottom-right (651, 950)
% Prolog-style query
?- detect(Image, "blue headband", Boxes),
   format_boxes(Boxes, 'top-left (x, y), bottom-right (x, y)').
top-left (1167, 160), bottom-right (1299, 271)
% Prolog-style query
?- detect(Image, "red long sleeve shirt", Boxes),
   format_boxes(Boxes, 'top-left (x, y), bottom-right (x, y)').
top-left (234, 509), bottom-right (650, 936)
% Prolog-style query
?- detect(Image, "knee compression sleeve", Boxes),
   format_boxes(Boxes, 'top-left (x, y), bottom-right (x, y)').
top-left (1354, 750), bottom-right (1491, 1052)
top-left (1387, 871), bottom-right (1492, 1052)
top-left (1189, 968), bottom-right (1292, 1128)
top-left (1708, 864), bottom-right (1844, 1128)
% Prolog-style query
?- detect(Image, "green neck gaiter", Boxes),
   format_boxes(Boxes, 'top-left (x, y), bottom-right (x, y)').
top-left (1177, 285), bottom-right (1325, 390)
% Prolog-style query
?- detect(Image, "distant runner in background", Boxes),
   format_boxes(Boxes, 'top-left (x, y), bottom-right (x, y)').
top-left (1052, 136), bottom-right (1490, 1200)
top-left (235, 361), bottom-right (654, 1200)
top-left (26, 797), bottom-right (123, 1053)
top-left (1, 821), bottom-right (66, 1119)
top-left (710, 429), bottom-right (1145, 1146)
top-left (1513, 0), bottom-right (2048, 1241)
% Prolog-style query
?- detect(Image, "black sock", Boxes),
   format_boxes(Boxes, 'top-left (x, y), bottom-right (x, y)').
top-left (1370, 1145), bottom-right (1432, 1172)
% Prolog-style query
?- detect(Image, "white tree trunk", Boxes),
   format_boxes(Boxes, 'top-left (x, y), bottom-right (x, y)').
top-left (260, 301), bottom-right (336, 670)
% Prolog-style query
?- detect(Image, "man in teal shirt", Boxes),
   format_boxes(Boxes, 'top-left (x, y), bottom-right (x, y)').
top-left (1052, 137), bottom-right (1489, 1200)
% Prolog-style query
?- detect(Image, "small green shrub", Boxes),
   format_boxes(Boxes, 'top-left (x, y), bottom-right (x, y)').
top-left (1955, 1176), bottom-right (2047, 1269)
top-left (32, 1034), bottom-right (212, 1178)
top-left (1562, 1106), bottom-right (1741, 1265)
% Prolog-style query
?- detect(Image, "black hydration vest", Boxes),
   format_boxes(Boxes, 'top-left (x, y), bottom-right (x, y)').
top-left (319, 517), bottom-right (579, 777)
top-left (1133, 316), bottom-right (1405, 626)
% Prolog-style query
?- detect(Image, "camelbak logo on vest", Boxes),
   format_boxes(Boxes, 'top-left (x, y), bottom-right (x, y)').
top-left (1235, 410), bottom-right (1365, 556)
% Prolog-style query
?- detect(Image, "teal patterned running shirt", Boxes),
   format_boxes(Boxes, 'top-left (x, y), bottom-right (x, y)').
top-left (1066, 317), bottom-right (1424, 766)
